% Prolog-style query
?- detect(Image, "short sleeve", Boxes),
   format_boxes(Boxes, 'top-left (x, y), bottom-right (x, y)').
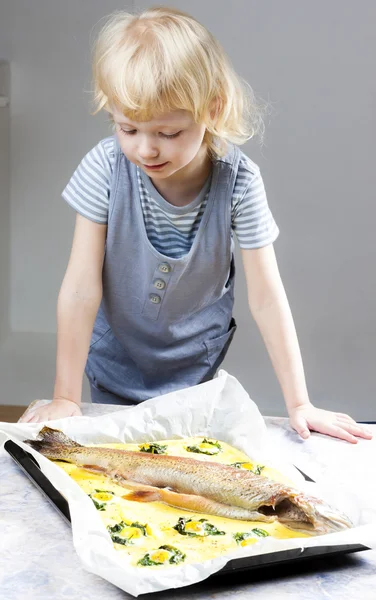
top-left (232, 165), bottom-right (279, 249)
top-left (61, 137), bottom-right (115, 224)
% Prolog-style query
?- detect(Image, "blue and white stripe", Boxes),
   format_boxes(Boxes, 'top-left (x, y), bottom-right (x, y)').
top-left (62, 137), bottom-right (279, 257)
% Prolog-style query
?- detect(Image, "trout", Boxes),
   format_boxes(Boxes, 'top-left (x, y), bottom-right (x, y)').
top-left (24, 427), bottom-right (352, 535)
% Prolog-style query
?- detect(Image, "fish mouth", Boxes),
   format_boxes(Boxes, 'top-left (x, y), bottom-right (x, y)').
top-left (259, 500), bottom-right (315, 530)
top-left (258, 498), bottom-right (352, 535)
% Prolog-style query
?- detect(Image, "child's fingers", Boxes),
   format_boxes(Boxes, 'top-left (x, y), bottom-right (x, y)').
top-left (314, 423), bottom-right (358, 444)
top-left (19, 409), bottom-right (49, 423)
top-left (335, 413), bottom-right (356, 424)
top-left (290, 406), bottom-right (373, 443)
top-left (27, 414), bottom-right (41, 423)
top-left (333, 415), bottom-right (372, 438)
top-left (19, 411), bottom-right (37, 423)
top-left (339, 421), bottom-right (373, 440)
top-left (356, 428), bottom-right (373, 439)
top-left (290, 416), bottom-right (310, 440)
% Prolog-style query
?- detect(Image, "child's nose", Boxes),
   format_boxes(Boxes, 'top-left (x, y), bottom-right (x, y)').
top-left (138, 136), bottom-right (159, 159)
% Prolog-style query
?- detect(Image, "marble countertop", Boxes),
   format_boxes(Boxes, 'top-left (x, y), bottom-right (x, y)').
top-left (1, 402), bottom-right (376, 600)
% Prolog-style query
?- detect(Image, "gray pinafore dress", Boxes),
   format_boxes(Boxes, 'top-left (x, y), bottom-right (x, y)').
top-left (86, 139), bottom-right (241, 403)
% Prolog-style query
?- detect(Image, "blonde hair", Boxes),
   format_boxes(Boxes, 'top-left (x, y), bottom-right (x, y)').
top-left (92, 6), bottom-right (266, 158)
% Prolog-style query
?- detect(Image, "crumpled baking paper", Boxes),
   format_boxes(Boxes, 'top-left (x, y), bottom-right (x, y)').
top-left (1, 370), bottom-right (375, 596)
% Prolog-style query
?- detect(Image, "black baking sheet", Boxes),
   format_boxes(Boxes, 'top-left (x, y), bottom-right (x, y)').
top-left (4, 439), bottom-right (369, 577)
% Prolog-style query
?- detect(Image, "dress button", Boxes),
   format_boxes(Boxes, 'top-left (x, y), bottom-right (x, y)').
top-left (149, 293), bottom-right (161, 304)
top-left (158, 262), bottom-right (171, 274)
top-left (154, 279), bottom-right (166, 290)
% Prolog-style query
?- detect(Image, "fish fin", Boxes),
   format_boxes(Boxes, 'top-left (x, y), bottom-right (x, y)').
top-left (82, 464), bottom-right (107, 473)
top-left (157, 488), bottom-right (276, 521)
top-left (117, 479), bottom-right (163, 502)
top-left (24, 426), bottom-right (82, 449)
top-left (119, 479), bottom-right (275, 521)
top-left (125, 490), bottom-right (161, 502)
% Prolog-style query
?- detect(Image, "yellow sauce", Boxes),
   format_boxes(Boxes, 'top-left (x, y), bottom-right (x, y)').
top-left (55, 437), bottom-right (309, 567)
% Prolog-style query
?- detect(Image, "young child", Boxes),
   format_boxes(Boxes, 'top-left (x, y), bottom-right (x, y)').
top-left (21, 7), bottom-right (371, 444)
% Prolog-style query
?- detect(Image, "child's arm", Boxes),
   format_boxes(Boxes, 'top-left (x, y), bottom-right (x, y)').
top-left (241, 244), bottom-right (372, 444)
top-left (20, 214), bottom-right (107, 423)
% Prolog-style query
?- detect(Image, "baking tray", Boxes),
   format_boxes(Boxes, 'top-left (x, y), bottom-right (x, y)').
top-left (4, 439), bottom-right (369, 579)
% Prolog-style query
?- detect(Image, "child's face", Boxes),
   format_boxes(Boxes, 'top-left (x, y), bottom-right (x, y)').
top-left (111, 107), bottom-right (208, 180)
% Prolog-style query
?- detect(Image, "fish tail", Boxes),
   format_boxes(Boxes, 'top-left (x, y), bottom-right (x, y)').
top-left (38, 426), bottom-right (83, 446)
top-left (24, 426), bottom-right (83, 454)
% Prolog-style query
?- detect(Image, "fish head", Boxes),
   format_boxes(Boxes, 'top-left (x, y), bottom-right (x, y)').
top-left (277, 494), bottom-right (353, 536)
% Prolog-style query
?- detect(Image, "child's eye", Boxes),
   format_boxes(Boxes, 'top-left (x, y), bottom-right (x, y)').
top-left (161, 131), bottom-right (182, 139)
top-left (120, 129), bottom-right (181, 139)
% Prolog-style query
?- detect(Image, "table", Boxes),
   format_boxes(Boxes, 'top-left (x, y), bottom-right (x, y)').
top-left (1, 402), bottom-right (376, 600)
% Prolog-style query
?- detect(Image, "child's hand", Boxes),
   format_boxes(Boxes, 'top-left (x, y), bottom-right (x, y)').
top-left (288, 403), bottom-right (373, 444)
top-left (19, 399), bottom-right (82, 423)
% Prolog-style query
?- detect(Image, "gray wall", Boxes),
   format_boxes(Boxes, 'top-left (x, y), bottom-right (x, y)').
top-left (0, 1), bottom-right (11, 341)
top-left (0, 0), bottom-right (11, 59)
top-left (9, 0), bottom-right (129, 333)
top-left (3, 1), bottom-right (376, 415)
top-left (0, 60), bottom-right (10, 340)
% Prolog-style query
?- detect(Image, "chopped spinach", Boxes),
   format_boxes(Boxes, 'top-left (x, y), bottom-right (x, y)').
top-left (231, 462), bottom-right (265, 475)
top-left (108, 520), bottom-right (147, 536)
top-left (185, 438), bottom-right (222, 455)
top-left (89, 489), bottom-right (115, 511)
top-left (89, 495), bottom-right (106, 511)
top-left (173, 517), bottom-right (225, 537)
top-left (251, 528), bottom-right (270, 537)
top-left (137, 545), bottom-right (186, 566)
top-left (139, 442), bottom-right (168, 454)
top-left (107, 520), bottom-right (148, 546)
top-left (234, 528), bottom-right (270, 544)
top-left (137, 554), bottom-right (157, 566)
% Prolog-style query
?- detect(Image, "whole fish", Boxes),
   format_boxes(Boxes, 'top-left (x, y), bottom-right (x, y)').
top-left (24, 427), bottom-right (352, 536)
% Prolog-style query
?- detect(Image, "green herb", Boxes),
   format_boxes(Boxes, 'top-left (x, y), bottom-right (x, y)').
top-left (137, 554), bottom-right (156, 566)
top-left (109, 535), bottom-right (128, 546)
top-left (89, 495), bottom-right (106, 511)
top-left (107, 522), bottom-right (123, 534)
top-left (89, 489), bottom-right (116, 511)
top-left (185, 438), bottom-right (222, 455)
top-left (234, 529), bottom-right (270, 544)
top-left (231, 462), bottom-right (265, 475)
top-left (251, 528), bottom-right (269, 537)
top-left (161, 545), bottom-right (186, 564)
top-left (173, 517), bottom-right (225, 537)
top-left (108, 520), bottom-right (147, 536)
top-left (107, 520), bottom-right (148, 546)
top-left (137, 545), bottom-right (186, 566)
top-left (139, 442), bottom-right (168, 454)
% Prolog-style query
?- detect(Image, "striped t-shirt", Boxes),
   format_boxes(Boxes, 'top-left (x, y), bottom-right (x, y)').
top-left (62, 136), bottom-right (279, 258)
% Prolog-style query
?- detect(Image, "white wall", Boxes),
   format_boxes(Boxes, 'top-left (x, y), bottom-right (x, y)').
top-left (4, 1), bottom-right (376, 415)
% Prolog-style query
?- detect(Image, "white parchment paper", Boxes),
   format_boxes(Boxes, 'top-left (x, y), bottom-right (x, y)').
top-left (1, 370), bottom-right (375, 596)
